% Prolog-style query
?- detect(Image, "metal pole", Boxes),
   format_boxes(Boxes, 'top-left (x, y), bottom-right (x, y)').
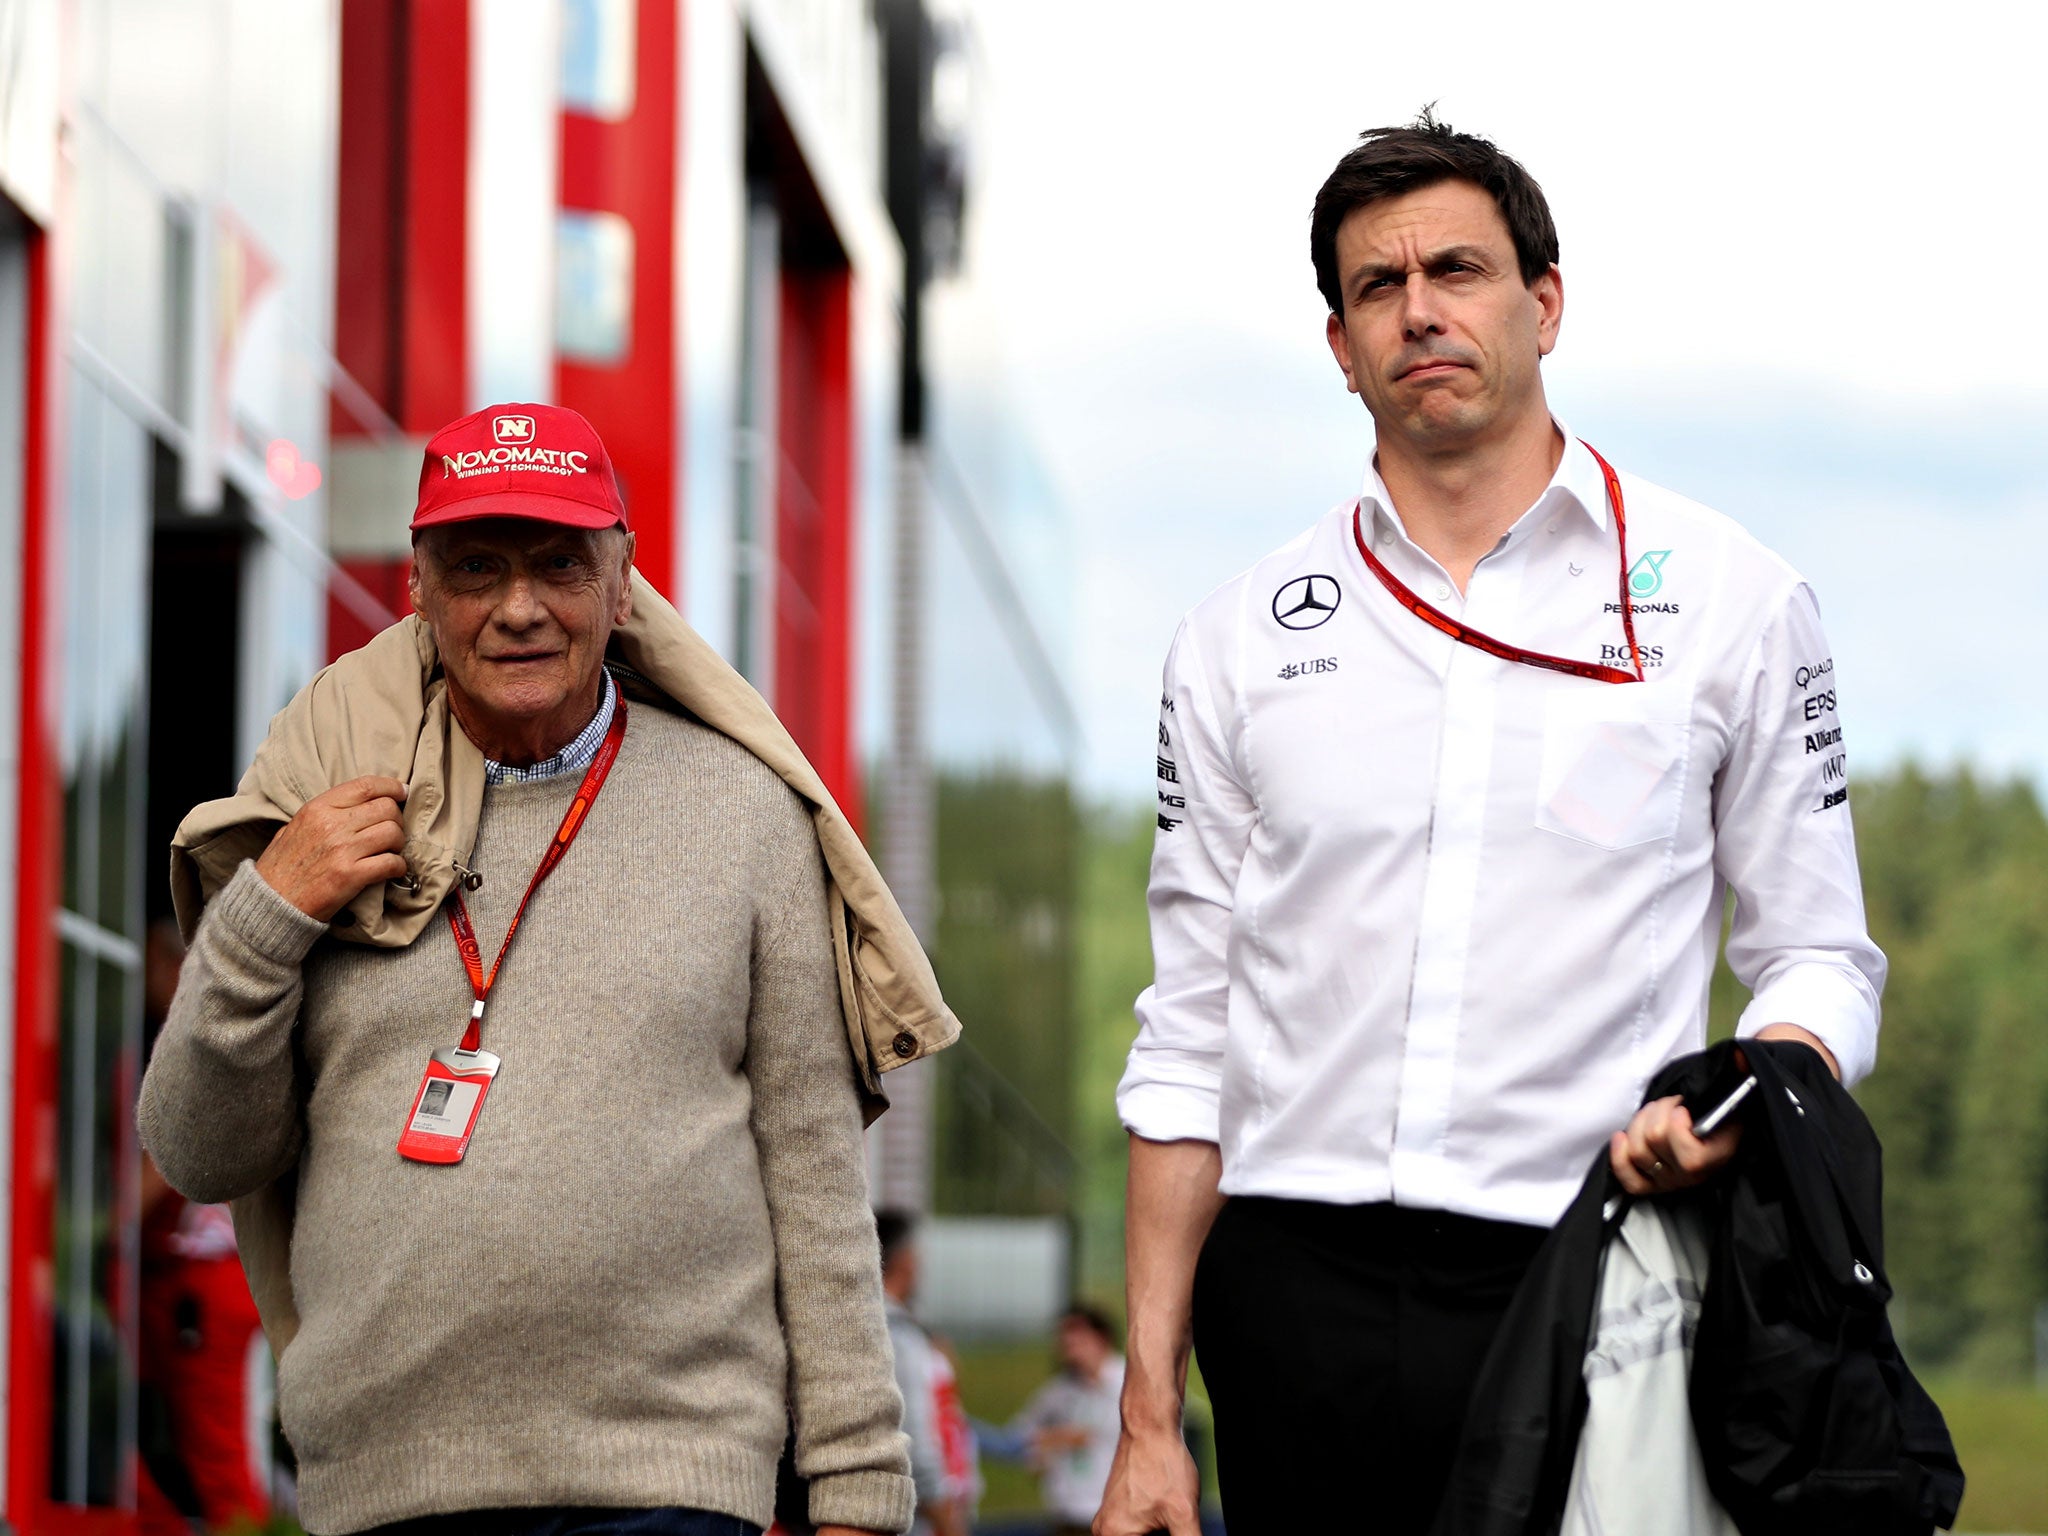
top-left (873, 441), bottom-right (934, 1213)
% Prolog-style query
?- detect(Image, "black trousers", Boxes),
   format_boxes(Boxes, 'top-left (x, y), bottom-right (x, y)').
top-left (1192, 1196), bottom-right (1548, 1536)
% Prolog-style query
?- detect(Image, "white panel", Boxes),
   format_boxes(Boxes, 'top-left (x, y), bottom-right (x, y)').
top-left (679, 0), bottom-right (746, 652)
top-left (852, 267), bottom-right (898, 764)
top-left (919, 1216), bottom-right (1069, 1341)
top-left (469, 0), bottom-right (563, 407)
top-left (0, 0), bottom-right (61, 223)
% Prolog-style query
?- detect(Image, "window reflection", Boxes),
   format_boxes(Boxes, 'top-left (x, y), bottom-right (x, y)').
top-left (51, 950), bottom-right (139, 1508)
top-left (52, 366), bottom-right (150, 1512)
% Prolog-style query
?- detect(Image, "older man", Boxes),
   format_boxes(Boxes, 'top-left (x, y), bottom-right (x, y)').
top-left (139, 404), bottom-right (916, 1536)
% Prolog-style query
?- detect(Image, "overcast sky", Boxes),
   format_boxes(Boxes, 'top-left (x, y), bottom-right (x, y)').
top-left (934, 0), bottom-right (2048, 800)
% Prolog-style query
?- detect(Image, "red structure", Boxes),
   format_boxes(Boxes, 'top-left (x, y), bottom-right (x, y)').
top-left (776, 267), bottom-right (858, 815)
top-left (0, 1), bottom-right (897, 1527)
top-left (556, 0), bottom-right (680, 597)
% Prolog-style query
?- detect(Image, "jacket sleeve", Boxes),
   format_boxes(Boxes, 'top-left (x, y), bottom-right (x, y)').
top-left (137, 861), bottom-right (326, 1203)
top-left (745, 801), bottom-right (916, 1534)
top-left (1712, 583), bottom-right (1886, 1084)
top-left (1116, 618), bottom-right (1256, 1145)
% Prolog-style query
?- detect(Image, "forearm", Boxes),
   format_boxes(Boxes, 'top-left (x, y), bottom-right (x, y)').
top-left (1752, 1023), bottom-right (1840, 1079)
top-left (1121, 1134), bottom-right (1225, 1435)
top-left (137, 864), bottom-right (322, 1203)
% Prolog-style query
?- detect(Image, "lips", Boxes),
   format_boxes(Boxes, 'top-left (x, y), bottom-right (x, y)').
top-left (1398, 358), bottom-right (1468, 381)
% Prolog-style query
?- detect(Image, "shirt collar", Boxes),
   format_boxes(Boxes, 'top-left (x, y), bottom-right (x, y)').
top-left (482, 668), bottom-right (616, 787)
top-left (1360, 418), bottom-right (1612, 547)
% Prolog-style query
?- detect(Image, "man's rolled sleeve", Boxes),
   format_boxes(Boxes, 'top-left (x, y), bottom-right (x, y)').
top-left (1116, 620), bottom-right (1254, 1144)
top-left (1737, 963), bottom-right (1879, 1085)
top-left (1714, 582), bottom-right (1885, 1086)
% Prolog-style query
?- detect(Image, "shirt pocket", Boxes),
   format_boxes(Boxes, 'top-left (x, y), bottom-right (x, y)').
top-left (1535, 683), bottom-right (1693, 850)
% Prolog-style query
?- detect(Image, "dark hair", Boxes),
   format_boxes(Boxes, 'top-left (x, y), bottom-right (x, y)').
top-left (1060, 1302), bottom-right (1120, 1348)
top-left (1310, 106), bottom-right (1559, 315)
top-left (875, 1208), bottom-right (916, 1268)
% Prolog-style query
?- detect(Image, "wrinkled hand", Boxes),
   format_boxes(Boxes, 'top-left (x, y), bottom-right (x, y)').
top-left (1609, 1093), bottom-right (1742, 1197)
top-left (254, 776), bottom-right (410, 921)
top-left (1095, 1424), bottom-right (1201, 1536)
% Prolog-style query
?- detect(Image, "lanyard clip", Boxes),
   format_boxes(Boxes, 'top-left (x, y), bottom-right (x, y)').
top-left (470, 999), bottom-right (486, 1023)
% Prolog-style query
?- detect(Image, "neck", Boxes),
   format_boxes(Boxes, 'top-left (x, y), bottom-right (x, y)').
top-left (1374, 403), bottom-right (1563, 592)
top-left (450, 671), bottom-right (606, 768)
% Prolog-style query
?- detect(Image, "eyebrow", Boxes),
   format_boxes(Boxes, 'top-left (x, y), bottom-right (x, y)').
top-left (1347, 243), bottom-right (1497, 293)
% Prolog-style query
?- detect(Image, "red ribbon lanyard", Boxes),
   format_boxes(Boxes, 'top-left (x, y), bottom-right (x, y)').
top-left (447, 693), bottom-right (628, 1052)
top-left (1349, 440), bottom-right (1645, 685)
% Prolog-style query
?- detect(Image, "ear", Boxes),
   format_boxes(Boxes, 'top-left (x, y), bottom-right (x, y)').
top-left (613, 531), bottom-right (637, 626)
top-left (1325, 310), bottom-right (1360, 394)
top-left (407, 545), bottom-right (426, 616)
top-left (1532, 263), bottom-right (1564, 358)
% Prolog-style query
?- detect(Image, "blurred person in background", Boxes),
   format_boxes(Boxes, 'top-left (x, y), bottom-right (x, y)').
top-left (974, 1307), bottom-right (1124, 1536)
top-left (1099, 112), bottom-right (1883, 1536)
top-left (139, 404), bottom-right (921, 1536)
top-left (137, 916), bottom-right (276, 1534)
top-left (878, 1212), bottom-right (974, 1536)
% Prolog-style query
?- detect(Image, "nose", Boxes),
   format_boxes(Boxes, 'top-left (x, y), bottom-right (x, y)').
top-left (495, 572), bottom-right (545, 629)
top-left (1400, 272), bottom-right (1444, 341)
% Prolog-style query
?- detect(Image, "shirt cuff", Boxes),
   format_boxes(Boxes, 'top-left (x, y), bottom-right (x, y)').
top-left (1116, 1075), bottom-right (1222, 1145)
top-left (1736, 962), bottom-right (1879, 1087)
top-left (209, 860), bottom-right (332, 970)
top-left (808, 1468), bottom-right (917, 1534)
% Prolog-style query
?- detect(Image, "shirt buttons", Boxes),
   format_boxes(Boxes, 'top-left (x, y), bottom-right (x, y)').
top-left (1433, 582), bottom-right (1452, 602)
top-left (892, 1030), bottom-right (918, 1059)
top-left (1378, 530), bottom-right (1393, 546)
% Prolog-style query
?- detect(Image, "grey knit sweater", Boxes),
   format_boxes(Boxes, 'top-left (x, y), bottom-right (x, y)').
top-left (137, 705), bottom-right (914, 1535)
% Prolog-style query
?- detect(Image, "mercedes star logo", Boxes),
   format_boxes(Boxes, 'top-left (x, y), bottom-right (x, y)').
top-left (1272, 574), bottom-right (1341, 631)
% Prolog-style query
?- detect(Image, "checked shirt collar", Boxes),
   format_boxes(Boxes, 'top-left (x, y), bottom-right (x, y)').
top-left (482, 667), bottom-right (617, 786)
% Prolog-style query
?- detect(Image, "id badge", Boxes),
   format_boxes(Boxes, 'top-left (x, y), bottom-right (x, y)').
top-left (396, 1046), bottom-right (502, 1165)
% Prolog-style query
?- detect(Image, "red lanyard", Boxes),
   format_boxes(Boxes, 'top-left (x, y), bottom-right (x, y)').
top-left (1349, 440), bottom-right (1645, 685)
top-left (447, 693), bottom-right (628, 1052)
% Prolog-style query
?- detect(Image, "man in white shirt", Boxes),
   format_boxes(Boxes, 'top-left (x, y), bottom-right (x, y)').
top-left (1095, 113), bottom-right (1883, 1536)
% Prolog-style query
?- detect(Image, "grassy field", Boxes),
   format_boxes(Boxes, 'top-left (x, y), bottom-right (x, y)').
top-left (253, 1374), bottom-right (2038, 1533)
top-left (1934, 1379), bottom-right (2048, 1533)
top-left (955, 1356), bottom-right (2048, 1529)
top-left (953, 1340), bottom-right (1220, 1522)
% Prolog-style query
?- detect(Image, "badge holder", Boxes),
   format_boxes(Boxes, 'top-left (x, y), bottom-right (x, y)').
top-left (397, 1045), bottom-right (502, 1164)
top-left (392, 690), bottom-right (627, 1168)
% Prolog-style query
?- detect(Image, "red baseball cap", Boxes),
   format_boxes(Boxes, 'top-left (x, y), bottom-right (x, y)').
top-left (410, 402), bottom-right (629, 533)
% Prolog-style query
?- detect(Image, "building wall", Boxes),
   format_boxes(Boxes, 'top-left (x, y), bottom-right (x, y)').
top-left (0, 0), bottom-right (1089, 1512)
top-left (3, 1), bottom-right (910, 1520)
top-left (9, 1), bottom-right (345, 1526)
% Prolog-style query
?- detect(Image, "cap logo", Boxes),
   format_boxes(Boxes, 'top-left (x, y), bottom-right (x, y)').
top-left (413, 402), bottom-right (627, 531)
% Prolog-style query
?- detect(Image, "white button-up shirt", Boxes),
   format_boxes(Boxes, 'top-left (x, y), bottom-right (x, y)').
top-left (1116, 429), bottom-right (1885, 1226)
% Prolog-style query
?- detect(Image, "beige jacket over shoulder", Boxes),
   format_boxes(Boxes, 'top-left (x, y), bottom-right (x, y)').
top-left (169, 570), bottom-right (959, 1352)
